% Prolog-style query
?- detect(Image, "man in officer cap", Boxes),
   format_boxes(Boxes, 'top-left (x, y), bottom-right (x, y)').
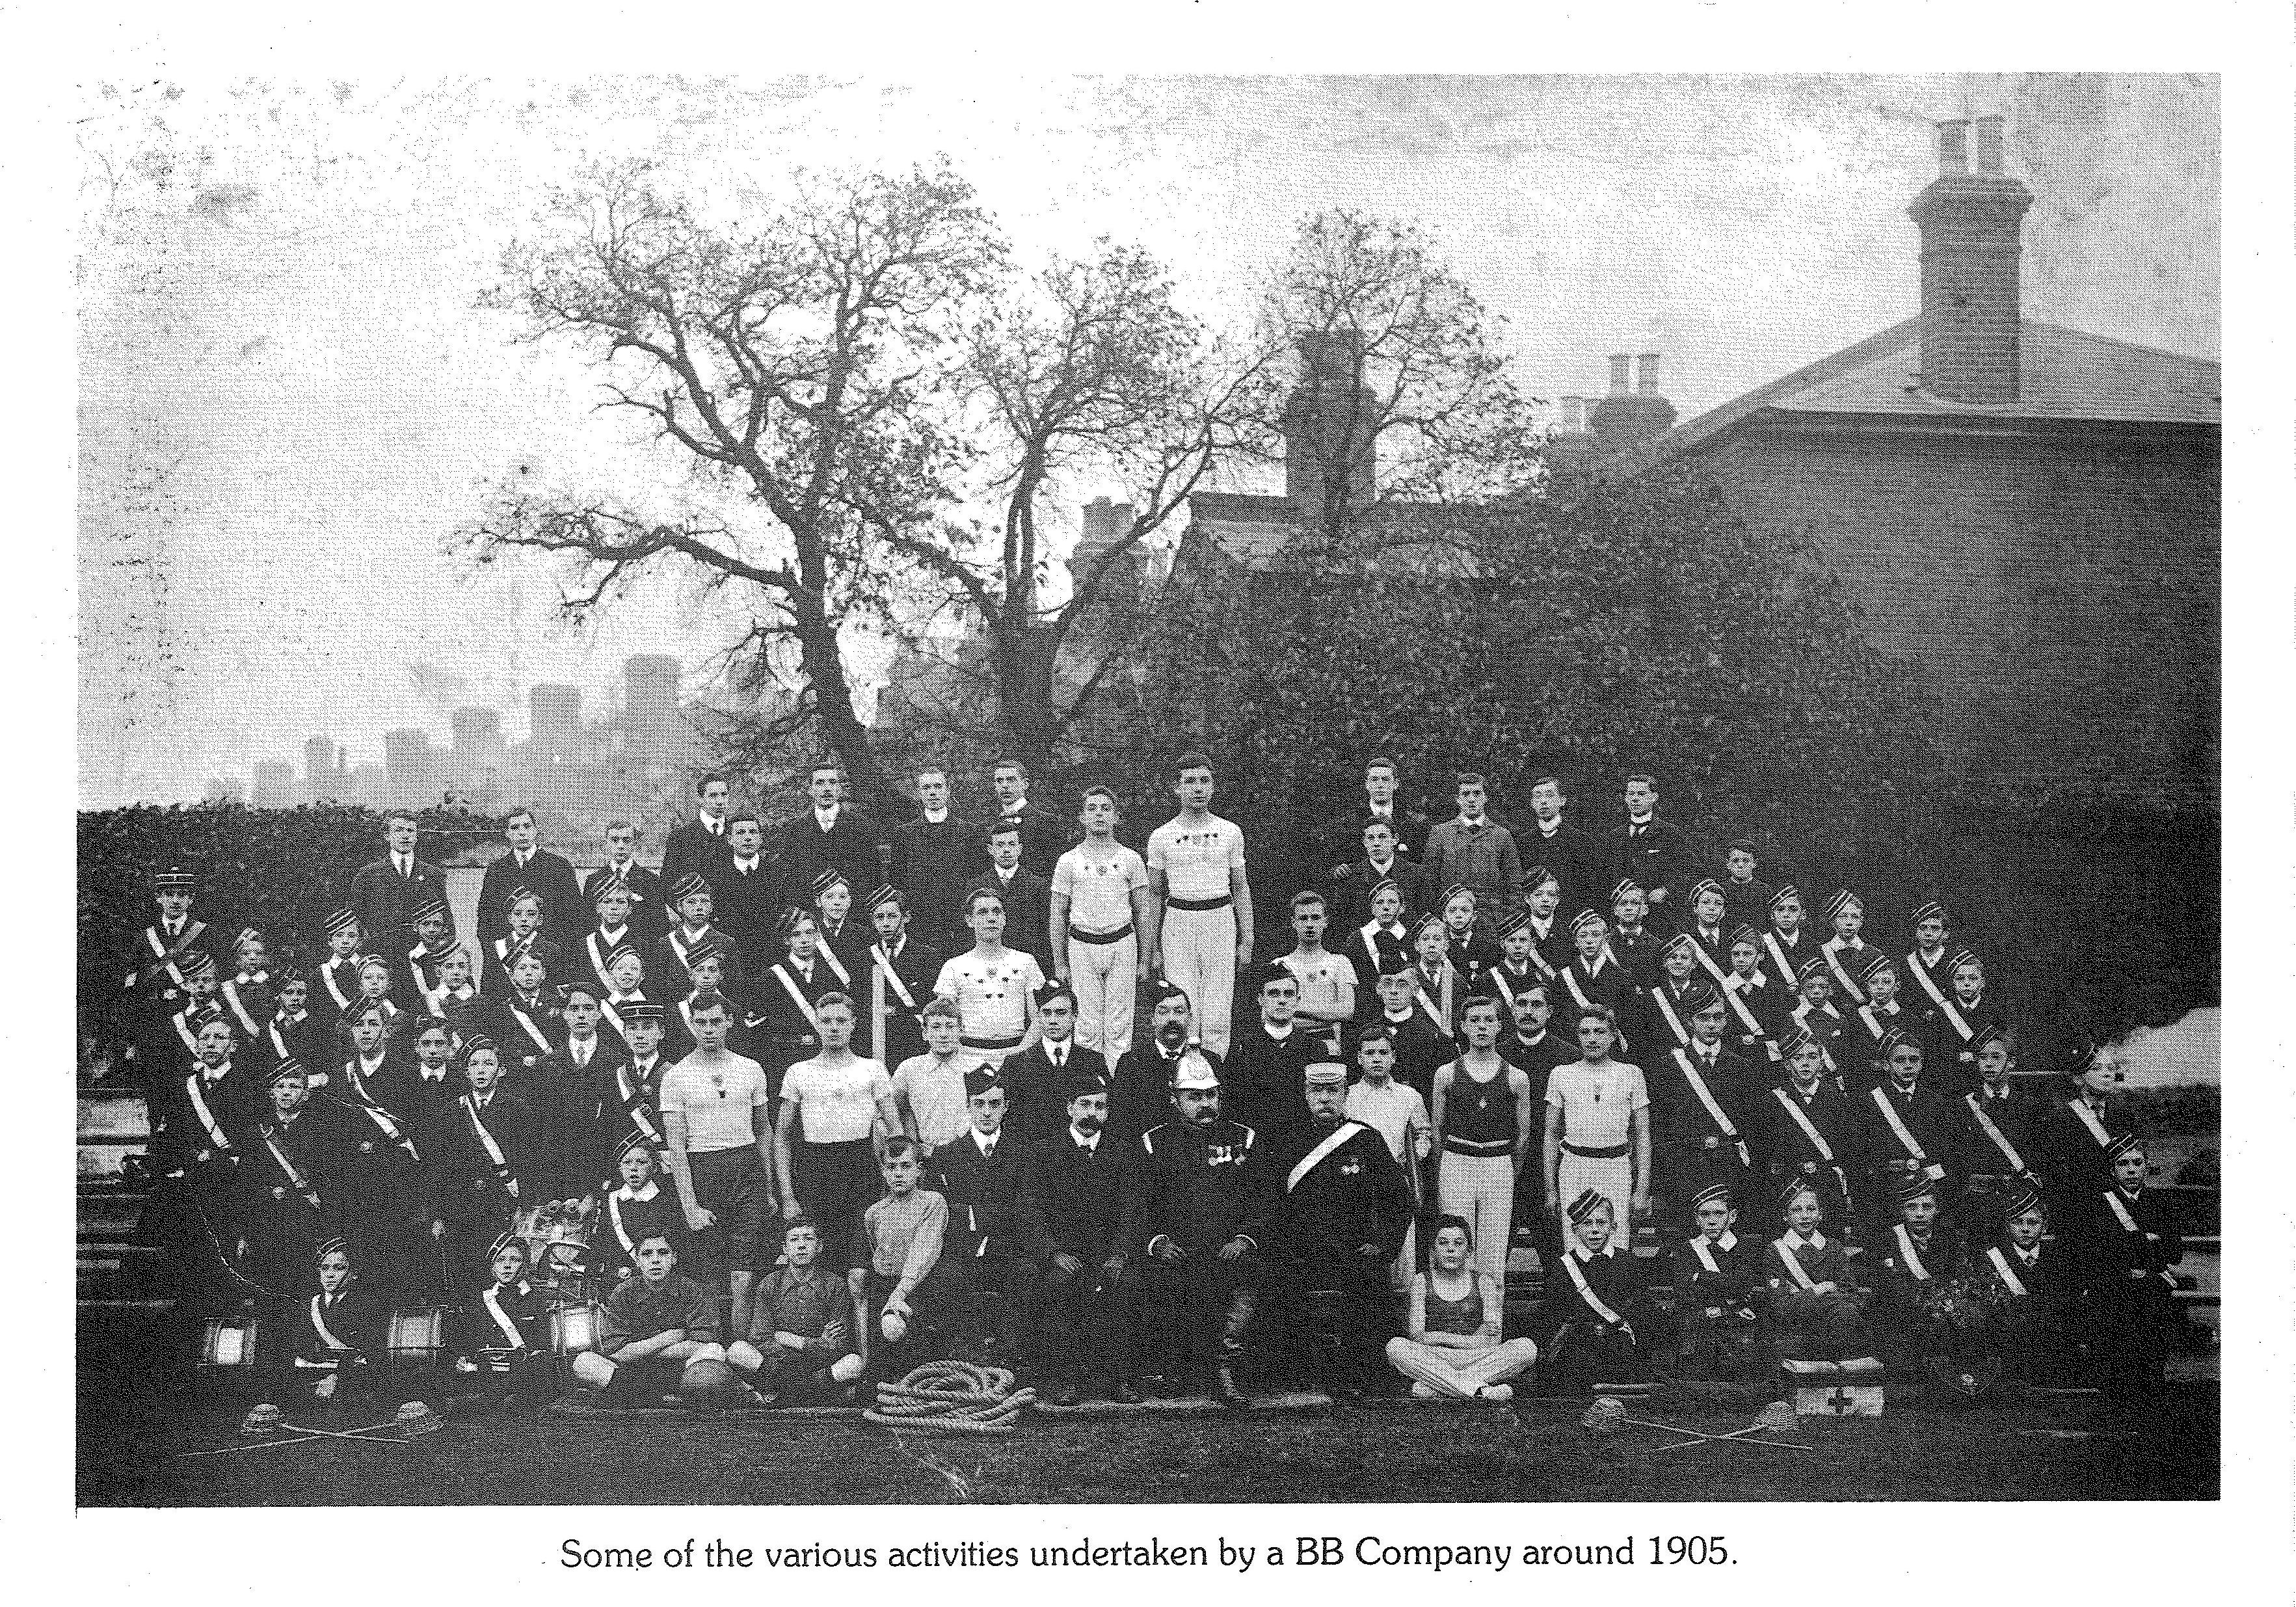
top-left (1136, 1045), bottom-right (1272, 1407)
top-left (118, 865), bottom-right (216, 1079)
top-left (1270, 1060), bottom-right (1413, 1399)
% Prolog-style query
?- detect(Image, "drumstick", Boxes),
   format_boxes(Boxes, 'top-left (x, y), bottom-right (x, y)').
top-left (1655, 1431), bottom-right (1810, 1453)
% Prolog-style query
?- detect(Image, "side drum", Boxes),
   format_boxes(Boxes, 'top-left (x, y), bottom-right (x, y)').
top-left (386, 1305), bottom-right (449, 1373)
top-left (550, 1302), bottom-right (605, 1357)
top-left (198, 1314), bottom-right (262, 1369)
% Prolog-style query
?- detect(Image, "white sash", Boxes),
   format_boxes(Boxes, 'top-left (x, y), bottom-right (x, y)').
top-left (322, 960), bottom-right (358, 1013)
top-left (184, 1074), bottom-right (232, 1152)
top-left (261, 1127), bottom-right (319, 1206)
top-left (494, 932), bottom-right (537, 972)
top-left (1856, 1002), bottom-right (1894, 1044)
top-left (1690, 1237), bottom-right (1723, 1276)
top-left (1932, 991), bottom-right (1976, 1046)
top-left (1648, 986), bottom-right (1693, 1047)
top-left (607, 1189), bottom-right (645, 1256)
top-left (1906, 949), bottom-right (1953, 1014)
top-left (1562, 964), bottom-right (1597, 1014)
top-left (1671, 1048), bottom-right (1750, 1167)
top-left (2068, 1099), bottom-right (2112, 1148)
top-left (1286, 1121), bottom-right (1368, 1193)
top-left (1867, 1084), bottom-right (1936, 1168)
top-left (172, 1011), bottom-right (201, 1057)
top-left (1770, 1087), bottom-right (1837, 1163)
top-left (773, 966), bottom-right (823, 1034)
top-left (587, 930), bottom-right (618, 986)
top-left (309, 1294), bottom-right (352, 1353)
top-left (1561, 1252), bottom-right (1626, 1327)
top-left (1770, 1237), bottom-right (1819, 1292)
top-left (1413, 984), bottom-right (1451, 1037)
top-left (873, 946), bottom-right (919, 1011)
top-left (509, 1005), bottom-right (555, 1059)
top-left (1964, 1094), bottom-right (2028, 1174)
top-left (482, 1284), bottom-right (527, 1351)
top-left (599, 998), bottom-right (630, 1043)
top-left (133, 921), bottom-right (202, 991)
top-left (266, 1020), bottom-right (294, 1064)
top-left (1985, 1246), bottom-right (2029, 1297)
top-left (1821, 939), bottom-right (1869, 1005)
top-left (1760, 931), bottom-right (1801, 988)
top-left (463, 1096), bottom-right (516, 1192)
top-left (1891, 1222), bottom-right (1933, 1282)
top-left (349, 1091), bottom-right (420, 1162)
top-left (816, 941), bottom-right (851, 989)
top-left (617, 1067), bottom-right (665, 1146)
top-left (1689, 936), bottom-right (1733, 991)
top-left (2104, 1190), bottom-right (2141, 1234)
top-left (221, 980), bottom-right (263, 1038)
top-left (667, 929), bottom-right (705, 973)
top-left (1722, 975), bottom-right (1778, 1059)
top-left (407, 941), bottom-right (433, 975)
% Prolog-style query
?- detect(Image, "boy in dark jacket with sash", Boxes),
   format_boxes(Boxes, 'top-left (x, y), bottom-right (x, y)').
top-left (864, 885), bottom-right (941, 1072)
top-left (434, 1036), bottom-right (550, 1292)
top-left (2077, 1134), bottom-right (2183, 1395)
top-left (1853, 1031), bottom-right (1958, 1238)
top-left (1652, 993), bottom-right (1756, 1232)
top-left (1671, 1181), bottom-right (1760, 1380)
top-left (263, 1236), bottom-right (392, 1417)
top-left (1872, 1174), bottom-right (1971, 1386)
top-left (451, 1230), bottom-right (557, 1412)
top-left (1755, 1027), bottom-right (1858, 1235)
top-left (234, 1057), bottom-right (345, 1296)
top-left (1968, 1183), bottom-right (2068, 1384)
top-left (1543, 1188), bottom-right (1648, 1390)
top-left (1757, 1176), bottom-right (1869, 1362)
top-left (591, 1131), bottom-right (685, 1293)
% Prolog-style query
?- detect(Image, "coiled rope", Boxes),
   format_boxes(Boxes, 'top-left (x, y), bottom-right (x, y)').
top-left (864, 1360), bottom-right (1035, 1435)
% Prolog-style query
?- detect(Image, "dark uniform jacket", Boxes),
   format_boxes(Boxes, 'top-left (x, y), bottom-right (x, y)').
top-left (433, 1087), bottom-right (552, 1215)
top-left (1851, 1079), bottom-right (1958, 1194)
top-left (1651, 1042), bottom-right (1758, 1180)
top-left (1949, 1085), bottom-right (2044, 1185)
top-left (1607, 817), bottom-right (1692, 908)
top-left (293, 1283), bottom-right (387, 1366)
top-left (152, 1062), bottom-right (264, 1176)
top-left (1547, 1243), bottom-right (1647, 1339)
top-left (860, 936), bottom-right (942, 1070)
top-left (477, 932), bottom-right (565, 1001)
top-left (1920, 992), bottom-right (2006, 1096)
top-left (1872, 1221), bottom-right (1968, 1311)
top-left (1136, 1116), bottom-right (1272, 1260)
top-left (317, 1087), bottom-right (434, 1230)
top-left (1499, 1026), bottom-right (1576, 1084)
top-left (235, 1101), bottom-right (350, 1242)
top-left (1108, 1042), bottom-right (1211, 1151)
top-left (1268, 1118), bottom-right (1411, 1284)
top-left (711, 859), bottom-right (782, 971)
top-left (777, 808), bottom-right (886, 912)
top-left (929, 1127), bottom-right (1026, 1263)
top-left (477, 848), bottom-right (585, 950)
top-left (1019, 1128), bottom-right (1142, 1265)
top-left (454, 1276), bottom-right (552, 1358)
top-left (1670, 1230), bottom-right (1759, 1313)
top-left (1754, 1079), bottom-right (1858, 1194)
top-left (480, 991), bottom-right (565, 1083)
top-left (1843, 998), bottom-right (1923, 1090)
top-left (1721, 971), bottom-right (1791, 1068)
top-left (582, 861), bottom-right (668, 949)
top-left (2031, 1090), bottom-right (2131, 1203)
top-left (655, 924), bottom-right (748, 1005)
top-left (1519, 818), bottom-right (1601, 921)
top-left (2076, 1183), bottom-right (2182, 1295)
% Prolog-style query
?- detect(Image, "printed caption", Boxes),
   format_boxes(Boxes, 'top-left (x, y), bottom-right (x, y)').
top-left (560, 1534), bottom-right (1735, 1572)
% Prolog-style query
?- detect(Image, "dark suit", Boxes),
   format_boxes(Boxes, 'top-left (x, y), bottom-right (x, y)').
top-left (1108, 1042), bottom-right (1197, 1150)
top-left (477, 848), bottom-right (585, 950)
top-left (777, 807), bottom-right (886, 909)
top-left (233, 1101), bottom-right (352, 1294)
top-left (1607, 817), bottom-right (1694, 908)
top-left (2076, 1184), bottom-right (2183, 1390)
top-left (1218, 1021), bottom-right (1324, 1146)
top-left (988, 801), bottom-right (1069, 879)
top-left (1329, 856), bottom-right (1430, 934)
top-left (1519, 818), bottom-right (1601, 921)
top-left (998, 1040), bottom-right (1110, 1149)
top-left (1850, 1079), bottom-right (1958, 1233)
top-left (1650, 1042), bottom-right (1758, 1215)
top-left (658, 815), bottom-right (736, 919)
top-left (930, 1127), bottom-right (1033, 1352)
top-left (712, 858), bottom-right (783, 967)
top-left (1754, 1079), bottom-right (1858, 1225)
top-left (889, 812), bottom-right (980, 949)
top-left (348, 854), bottom-right (451, 953)
top-left (963, 866), bottom-right (1053, 973)
top-left (1019, 1128), bottom-right (1144, 1383)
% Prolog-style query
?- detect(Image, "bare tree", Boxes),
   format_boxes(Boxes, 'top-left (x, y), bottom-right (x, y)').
top-left (1257, 211), bottom-right (1544, 548)
top-left (460, 159), bottom-right (1007, 809)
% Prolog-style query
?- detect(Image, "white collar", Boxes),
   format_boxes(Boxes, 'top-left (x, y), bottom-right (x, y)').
top-left (615, 1180), bottom-right (660, 1202)
top-left (1627, 812), bottom-right (1654, 827)
top-left (1069, 1126), bottom-right (1099, 1150)
top-left (922, 807), bottom-right (948, 824)
top-left (1263, 1022), bottom-right (1292, 1040)
top-left (814, 804), bottom-right (840, 829)
top-left (734, 856), bottom-right (758, 871)
top-left (1785, 1228), bottom-right (1826, 1250)
top-left (972, 1128), bottom-right (1000, 1155)
top-left (1713, 1230), bottom-right (1739, 1251)
top-left (420, 1065), bottom-right (447, 1083)
top-left (1044, 1040), bottom-right (1069, 1061)
top-left (597, 924), bottom-right (627, 943)
top-left (1571, 1243), bottom-right (1615, 1262)
top-left (1536, 818), bottom-right (1562, 835)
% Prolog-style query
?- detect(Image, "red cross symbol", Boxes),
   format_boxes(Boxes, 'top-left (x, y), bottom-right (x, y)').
top-left (1826, 1386), bottom-right (1857, 1416)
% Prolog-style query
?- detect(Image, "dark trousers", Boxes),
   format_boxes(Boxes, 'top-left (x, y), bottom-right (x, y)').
top-left (1546, 1318), bottom-right (1646, 1389)
top-left (1140, 1251), bottom-right (1260, 1383)
top-left (791, 1139), bottom-right (877, 1271)
top-left (1035, 1254), bottom-right (1137, 1383)
top-left (937, 1249), bottom-right (1037, 1358)
top-left (1275, 1263), bottom-right (1395, 1391)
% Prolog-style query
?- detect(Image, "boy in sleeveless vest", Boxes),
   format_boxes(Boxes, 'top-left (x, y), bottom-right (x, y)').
top-left (1383, 1213), bottom-right (1538, 1403)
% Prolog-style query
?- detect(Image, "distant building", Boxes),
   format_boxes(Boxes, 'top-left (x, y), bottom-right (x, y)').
top-left (383, 727), bottom-right (442, 808)
top-left (303, 735), bottom-right (346, 802)
top-left (529, 684), bottom-right (583, 767)
top-left (250, 760), bottom-right (295, 809)
top-left (202, 776), bottom-right (244, 806)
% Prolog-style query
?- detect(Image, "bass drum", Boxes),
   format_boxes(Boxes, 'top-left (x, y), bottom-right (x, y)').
top-left (549, 1301), bottom-right (605, 1357)
top-left (198, 1314), bottom-right (263, 1369)
top-left (386, 1305), bottom-right (449, 1372)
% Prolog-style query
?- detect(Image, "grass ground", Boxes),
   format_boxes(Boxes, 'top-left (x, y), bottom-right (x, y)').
top-left (81, 1345), bottom-right (2216, 1507)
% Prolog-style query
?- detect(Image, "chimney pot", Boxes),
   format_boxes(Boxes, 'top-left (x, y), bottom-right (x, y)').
top-left (1938, 118), bottom-right (1969, 174)
top-left (1636, 353), bottom-right (1662, 396)
top-left (1607, 354), bottom-right (1631, 395)
top-left (1971, 114), bottom-right (2005, 174)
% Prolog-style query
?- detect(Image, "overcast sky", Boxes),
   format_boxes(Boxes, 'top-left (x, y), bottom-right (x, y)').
top-left (74, 73), bottom-right (2219, 807)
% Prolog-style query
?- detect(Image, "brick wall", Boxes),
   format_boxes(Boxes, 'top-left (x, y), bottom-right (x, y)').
top-left (1693, 417), bottom-right (2220, 795)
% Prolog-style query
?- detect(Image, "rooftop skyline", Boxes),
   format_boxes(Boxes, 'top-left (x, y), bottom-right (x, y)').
top-left (77, 74), bottom-right (2219, 807)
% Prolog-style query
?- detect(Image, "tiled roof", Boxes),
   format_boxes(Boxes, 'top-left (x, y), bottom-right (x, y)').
top-left (1620, 318), bottom-right (2219, 470)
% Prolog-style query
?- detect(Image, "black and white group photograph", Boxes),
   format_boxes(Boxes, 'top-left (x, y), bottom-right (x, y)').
top-left (47, 18), bottom-right (2270, 1577)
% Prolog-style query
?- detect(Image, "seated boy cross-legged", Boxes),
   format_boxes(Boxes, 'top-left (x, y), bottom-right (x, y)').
top-left (570, 1233), bottom-right (730, 1407)
top-left (728, 1217), bottom-right (866, 1405)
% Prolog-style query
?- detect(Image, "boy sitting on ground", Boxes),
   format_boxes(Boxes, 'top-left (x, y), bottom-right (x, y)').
top-left (728, 1216), bottom-right (866, 1405)
top-left (570, 1232), bottom-right (728, 1407)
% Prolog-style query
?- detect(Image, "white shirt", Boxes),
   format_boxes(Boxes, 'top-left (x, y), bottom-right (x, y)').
top-left (1068, 1125), bottom-right (1100, 1152)
top-left (1052, 839), bottom-right (1149, 932)
top-left (934, 948), bottom-right (1046, 1042)
top-left (1147, 813), bottom-right (1246, 902)
top-left (814, 805), bottom-right (840, 831)
top-left (922, 807), bottom-right (949, 824)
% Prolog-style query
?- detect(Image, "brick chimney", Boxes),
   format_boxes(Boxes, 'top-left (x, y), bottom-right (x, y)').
top-left (1907, 113), bottom-right (2033, 404)
top-left (1283, 332), bottom-right (1378, 509)
top-left (1589, 351), bottom-right (1676, 455)
top-left (1544, 394), bottom-right (1597, 474)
